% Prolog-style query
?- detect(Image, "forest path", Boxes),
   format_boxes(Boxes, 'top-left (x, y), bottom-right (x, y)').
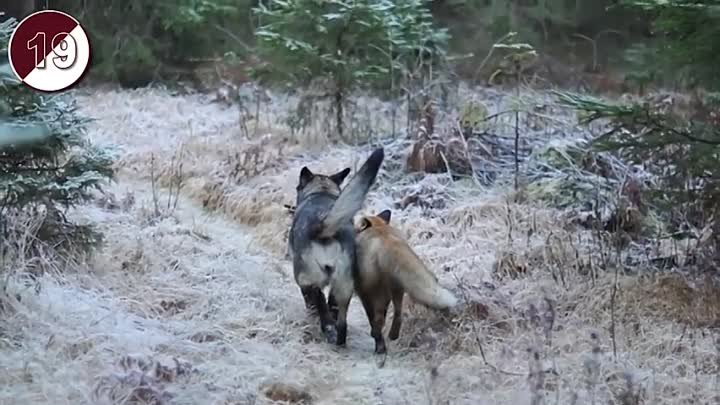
top-left (65, 87), bottom-right (450, 405)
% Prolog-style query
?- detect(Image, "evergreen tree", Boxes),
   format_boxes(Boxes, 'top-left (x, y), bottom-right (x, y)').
top-left (0, 18), bottom-right (115, 252)
top-left (555, 89), bottom-right (720, 264)
top-left (253, 0), bottom-right (449, 138)
top-left (621, 0), bottom-right (720, 90)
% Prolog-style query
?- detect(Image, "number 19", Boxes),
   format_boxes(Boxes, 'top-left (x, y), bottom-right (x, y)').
top-left (27, 32), bottom-right (77, 69)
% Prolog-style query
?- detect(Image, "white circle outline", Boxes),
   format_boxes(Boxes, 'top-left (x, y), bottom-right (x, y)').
top-left (8, 9), bottom-right (90, 93)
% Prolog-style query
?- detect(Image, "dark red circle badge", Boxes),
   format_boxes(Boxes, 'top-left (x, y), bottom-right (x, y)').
top-left (8, 10), bottom-right (91, 92)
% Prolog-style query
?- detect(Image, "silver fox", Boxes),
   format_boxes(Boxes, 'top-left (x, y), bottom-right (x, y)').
top-left (287, 147), bottom-right (385, 346)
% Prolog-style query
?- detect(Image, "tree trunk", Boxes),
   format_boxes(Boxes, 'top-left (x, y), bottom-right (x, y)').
top-left (334, 83), bottom-right (343, 140)
top-left (333, 26), bottom-right (346, 140)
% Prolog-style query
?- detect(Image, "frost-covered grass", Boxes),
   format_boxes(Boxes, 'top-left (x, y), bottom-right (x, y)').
top-left (0, 85), bottom-right (717, 405)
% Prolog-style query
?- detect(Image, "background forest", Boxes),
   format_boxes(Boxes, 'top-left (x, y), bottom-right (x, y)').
top-left (1, 1), bottom-right (720, 405)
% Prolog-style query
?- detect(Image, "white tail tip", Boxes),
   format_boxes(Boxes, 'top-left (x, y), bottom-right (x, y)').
top-left (436, 288), bottom-right (459, 309)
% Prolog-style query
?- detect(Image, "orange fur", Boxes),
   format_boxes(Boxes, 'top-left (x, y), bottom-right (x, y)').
top-left (354, 210), bottom-right (457, 354)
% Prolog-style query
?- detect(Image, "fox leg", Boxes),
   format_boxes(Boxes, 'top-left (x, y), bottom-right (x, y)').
top-left (335, 294), bottom-right (352, 347)
top-left (329, 284), bottom-right (353, 347)
top-left (327, 293), bottom-right (339, 323)
top-left (358, 292), bottom-right (388, 353)
top-left (388, 287), bottom-right (404, 341)
top-left (371, 297), bottom-right (391, 354)
top-left (300, 286), bottom-right (336, 343)
top-left (359, 294), bottom-right (375, 334)
top-left (300, 285), bottom-right (317, 310)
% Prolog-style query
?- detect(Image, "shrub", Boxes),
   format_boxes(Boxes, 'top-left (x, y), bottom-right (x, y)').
top-left (53, 0), bottom-right (250, 87)
top-left (0, 18), bottom-right (115, 253)
top-left (253, 0), bottom-right (449, 139)
top-left (556, 90), bottom-right (720, 265)
top-left (619, 0), bottom-right (720, 91)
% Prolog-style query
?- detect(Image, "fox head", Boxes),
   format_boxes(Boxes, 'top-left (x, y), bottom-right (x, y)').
top-left (355, 209), bottom-right (392, 233)
top-left (295, 165), bottom-right (351, 204)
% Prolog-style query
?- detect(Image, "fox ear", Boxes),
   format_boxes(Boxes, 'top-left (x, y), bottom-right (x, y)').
top-left (377, 209), bottom-right (392, 224)
top-left (298, 167), bottom-right (314, 189)
top-left (358, 217), bottom-right (371, 232)
top-left (330, 168), bottom-right (351, 186)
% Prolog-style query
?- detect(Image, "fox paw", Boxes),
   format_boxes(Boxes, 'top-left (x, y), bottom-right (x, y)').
top-left (335, 323), bottom-right (347, 346)
top-left (374, 342), bottom-right (387, 355)
top-left (323, 325), bottom-right (338, 344)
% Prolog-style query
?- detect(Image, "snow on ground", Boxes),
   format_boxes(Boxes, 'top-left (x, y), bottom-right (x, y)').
top-left (1, 85), bottom-right (716, 405)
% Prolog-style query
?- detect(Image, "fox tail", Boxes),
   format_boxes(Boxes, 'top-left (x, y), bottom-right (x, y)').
top-left (317, 147), bottom-right (385, 238)
top-left (392, 263), bottom-right (458, 309)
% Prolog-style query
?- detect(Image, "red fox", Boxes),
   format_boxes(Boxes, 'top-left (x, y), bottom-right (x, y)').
top-left (353, 209), bottom-right (458, 354)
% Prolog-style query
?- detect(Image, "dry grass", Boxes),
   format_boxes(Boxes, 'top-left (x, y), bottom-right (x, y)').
top-left (1, 84), bottom-right (719, 405)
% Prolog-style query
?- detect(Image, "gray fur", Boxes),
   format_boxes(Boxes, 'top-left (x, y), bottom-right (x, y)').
top-left (318, 149), bottom-right (385, 238)
top-left (287, 147), bottom-right (385, 346)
